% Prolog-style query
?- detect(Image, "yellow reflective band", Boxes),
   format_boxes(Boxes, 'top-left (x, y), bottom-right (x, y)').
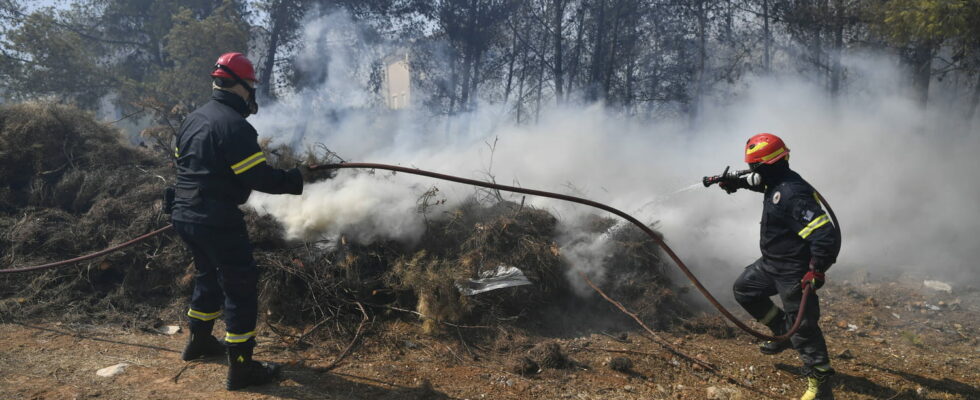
top-left (231, 152), bottom-right (266, 175)
top-left (174, 147), bottom-right (180, 158)
top-left (225, 331), bottom-right (256, 343)
top-left (231, 151), bottom-right (263, 169)
top-left (759, 304), bottom-right (781, 325)
top-left (187, 308), bottom-right (222, 321)
top-left (798, 214), bottom-right (831, 239)
top-left (760, 147), bottom-right (786, 161)
top-left (233, 156), bottom-right (266, 175)
top-left (746, 141), bottom-right (769, 155)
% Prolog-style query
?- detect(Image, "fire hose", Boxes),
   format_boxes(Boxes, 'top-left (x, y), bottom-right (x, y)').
top-left (0, 162), bottom-right (840, 342)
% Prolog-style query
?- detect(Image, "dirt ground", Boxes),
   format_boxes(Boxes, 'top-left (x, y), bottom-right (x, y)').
top-left (1, 274), bottom-right (978, 400)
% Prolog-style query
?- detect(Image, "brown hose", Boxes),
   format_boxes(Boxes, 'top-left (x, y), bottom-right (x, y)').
top-left (312, 162), bottom-right (837, 342)
top-left (0, 225), bottom-right (173, 274)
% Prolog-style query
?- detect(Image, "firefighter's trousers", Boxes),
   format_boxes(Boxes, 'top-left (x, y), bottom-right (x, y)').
top-left (174, 221), bottom-right (258, 348)
top-left (733, 258), bottom-right (830, 372)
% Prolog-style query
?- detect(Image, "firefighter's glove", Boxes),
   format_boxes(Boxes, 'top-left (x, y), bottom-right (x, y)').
top-left (802, 270), bottom-right (825, 290)
top-left (718, 180), bottom-right (738, 194)
top-left (298, 164), bottom-right (336, 183)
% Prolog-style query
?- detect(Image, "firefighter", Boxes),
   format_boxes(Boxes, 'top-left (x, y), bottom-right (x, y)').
top-left (716, 133), bottom-right (841, 400)
top-left (171, 52), bottom-right (327, 390)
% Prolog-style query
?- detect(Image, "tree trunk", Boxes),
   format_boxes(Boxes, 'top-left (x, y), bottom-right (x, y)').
top-left (968, 73), bottom-right (980, 123)
top-left (458, 0), bottom-right (478, 111)
top-left (692, 0), bottom-right (707, 121)
top-left (552, 0), bottom-right (566, 104)
top-left (910, 42), bottom-right (934, 108)
top-left (535, 26), bottom-right (546, 122)
top-left (587, 0), bottom-right (607, 102)
top-left (763, 0), bottom-right (771, 73)
top-left (448, 52), bottom-right (458, 114)
top-left (516, 39), bottom-right (529, 123)
top-left (469, 50), bottom-right (482, 108)
top-left (602, 1), bottom-right (623, 101)
top-left (829, 0), bottom-right (843, 97)
top-left (566, 4), bottom-right (587, 97)
top-left (259, 0), bottom-right (284, 100)
top-left (504, 24), bottom-right (519, 104)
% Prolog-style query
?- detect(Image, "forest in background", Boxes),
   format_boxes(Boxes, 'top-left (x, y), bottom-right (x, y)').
top-left (0, 0), bottom-right (978, 128)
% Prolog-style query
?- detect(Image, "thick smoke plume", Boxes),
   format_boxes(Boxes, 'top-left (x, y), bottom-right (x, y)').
top-left (248, 12), bottom-right (980, 296)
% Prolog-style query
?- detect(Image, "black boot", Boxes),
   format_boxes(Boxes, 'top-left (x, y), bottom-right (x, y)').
top-left (759, 338), bottom-right (792, 355)
top-left (181, 323), bottom-right (226, 361)
top-left (226, 346), bottom-right (281, 390)
top-left (759, 314), bottom-right (792, 355)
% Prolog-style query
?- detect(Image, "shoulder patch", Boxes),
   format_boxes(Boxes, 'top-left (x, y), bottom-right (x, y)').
top-left (802, 210), bottom-right (815, 222)
top-left (773, 191), bottom-right (781, 204)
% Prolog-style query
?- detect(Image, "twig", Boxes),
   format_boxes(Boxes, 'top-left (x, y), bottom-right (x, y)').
top-left (296, 315), bottom-right (334, 346)
top-left (172, 360), bottom-right (201, 383)
top-left (110, 108), bottom-right (147, 125)
top-left (367, 303), bottom-right (493, 329)
top-left (577, 272), bottom-right (717, 372)
top-left (580, 347), bottom-right (663, 358)
top-left (456, 327), bottom-right (478, 360)
top-left (265, 320), bottom-right (298, 341)
top-left (318, 302), bottom-right (369, 371)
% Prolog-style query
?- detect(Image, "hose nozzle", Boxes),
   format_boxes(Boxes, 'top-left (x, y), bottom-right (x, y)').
top-left (703, 166), bottom-right (751, 187)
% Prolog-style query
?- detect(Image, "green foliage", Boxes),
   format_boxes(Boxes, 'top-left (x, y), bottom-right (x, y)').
top-left (150, 0), bottom-right (249, 110)
top-left (0, 10), bottom-right (113, 106)
top-left (875, 0), bottom-right (980, 47)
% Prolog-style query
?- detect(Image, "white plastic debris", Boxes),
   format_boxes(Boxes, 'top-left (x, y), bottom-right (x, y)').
top-left (846, 324), bottom-right (858, 332)
top-left (156, 325), bottom-right (181, 335)
top-left (96, 363), bottom-right (130, 377)
top-left (455, 265), bottom-right (531, 296)
top-left (923, 280), bottom-right (953, 294)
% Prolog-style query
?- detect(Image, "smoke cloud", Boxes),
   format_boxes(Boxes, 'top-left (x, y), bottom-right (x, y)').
top-left (248, 11), bottom-right (980, 298)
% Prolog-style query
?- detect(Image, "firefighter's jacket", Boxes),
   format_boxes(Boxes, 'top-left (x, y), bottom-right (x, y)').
top-left (744, 167), bottom-right (840, 272)
top-left (172, 90), bottom-right (302, 228)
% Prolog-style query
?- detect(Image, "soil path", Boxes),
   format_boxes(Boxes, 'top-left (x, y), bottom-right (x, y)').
top-left (1, 280), bottom-right (978, 399)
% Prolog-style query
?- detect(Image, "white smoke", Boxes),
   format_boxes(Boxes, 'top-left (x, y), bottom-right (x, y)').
top-left (248, 11), bottom-right (980, 296)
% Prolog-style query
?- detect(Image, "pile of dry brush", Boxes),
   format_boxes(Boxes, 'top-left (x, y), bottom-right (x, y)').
top-left (0, 102), bottom-right (689, 341)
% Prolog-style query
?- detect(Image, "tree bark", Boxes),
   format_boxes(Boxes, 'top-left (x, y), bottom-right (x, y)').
top-left (516, 36), bottom-right (529, 123)
top-left (552, 0), bottom-right (566, 104)
top-left (692, 0), bottom-right (707, 121)
top-left (763, 0), bottom-right (771, 73)
top-left (602, 0), bottom-right (623, 101)
top-left (910, 42), bottom-right (934, 108)
top-left (968, 73), bottom-right (980, 123)
top-left (259, 0), bottom-right (284, 100)
top-left (535, 25), bottom-right (546, 122)
top-left (458, 0), bottom-right (478, 111)
top-left (503, 23), bottom-right (518, 104)
top-left (587, 0), bottom-right (607, 102)
top-left (566, 4), bottom-right (587, 97)
top-left (829, 0), bottom-right (843, 97)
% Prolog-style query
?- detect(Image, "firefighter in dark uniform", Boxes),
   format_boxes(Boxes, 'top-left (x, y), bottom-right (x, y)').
top-left (171, 52), bottom-right (324, 390)
top-left (716, 133), bottom-right (841, 400)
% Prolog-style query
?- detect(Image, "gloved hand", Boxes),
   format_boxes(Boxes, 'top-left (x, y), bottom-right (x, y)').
top-left (297, 164), bottom-right (336, 183)
top-left (718, 180), bottom-right (738, 194)
top-left (801, 269), bottom-right (825, 290)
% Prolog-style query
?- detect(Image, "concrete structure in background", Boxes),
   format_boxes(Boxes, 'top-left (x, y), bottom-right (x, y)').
top-left (383, 53), bottom-right (411, 110)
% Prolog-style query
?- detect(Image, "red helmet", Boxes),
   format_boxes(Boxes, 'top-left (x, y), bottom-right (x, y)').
top-left (211, 52), bottom-right (257, 82)
top-left (744, 133), bottom-right (790, 164)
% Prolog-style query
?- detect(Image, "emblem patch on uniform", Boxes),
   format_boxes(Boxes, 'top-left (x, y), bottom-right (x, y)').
top-left (803, 210), bottom-right (815, 222)
top-left (772, 191), bottom-right (781, 204)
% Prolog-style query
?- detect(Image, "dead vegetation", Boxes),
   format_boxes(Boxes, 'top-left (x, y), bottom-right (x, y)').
top-left (0, 101), bottom-right (688, 359)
